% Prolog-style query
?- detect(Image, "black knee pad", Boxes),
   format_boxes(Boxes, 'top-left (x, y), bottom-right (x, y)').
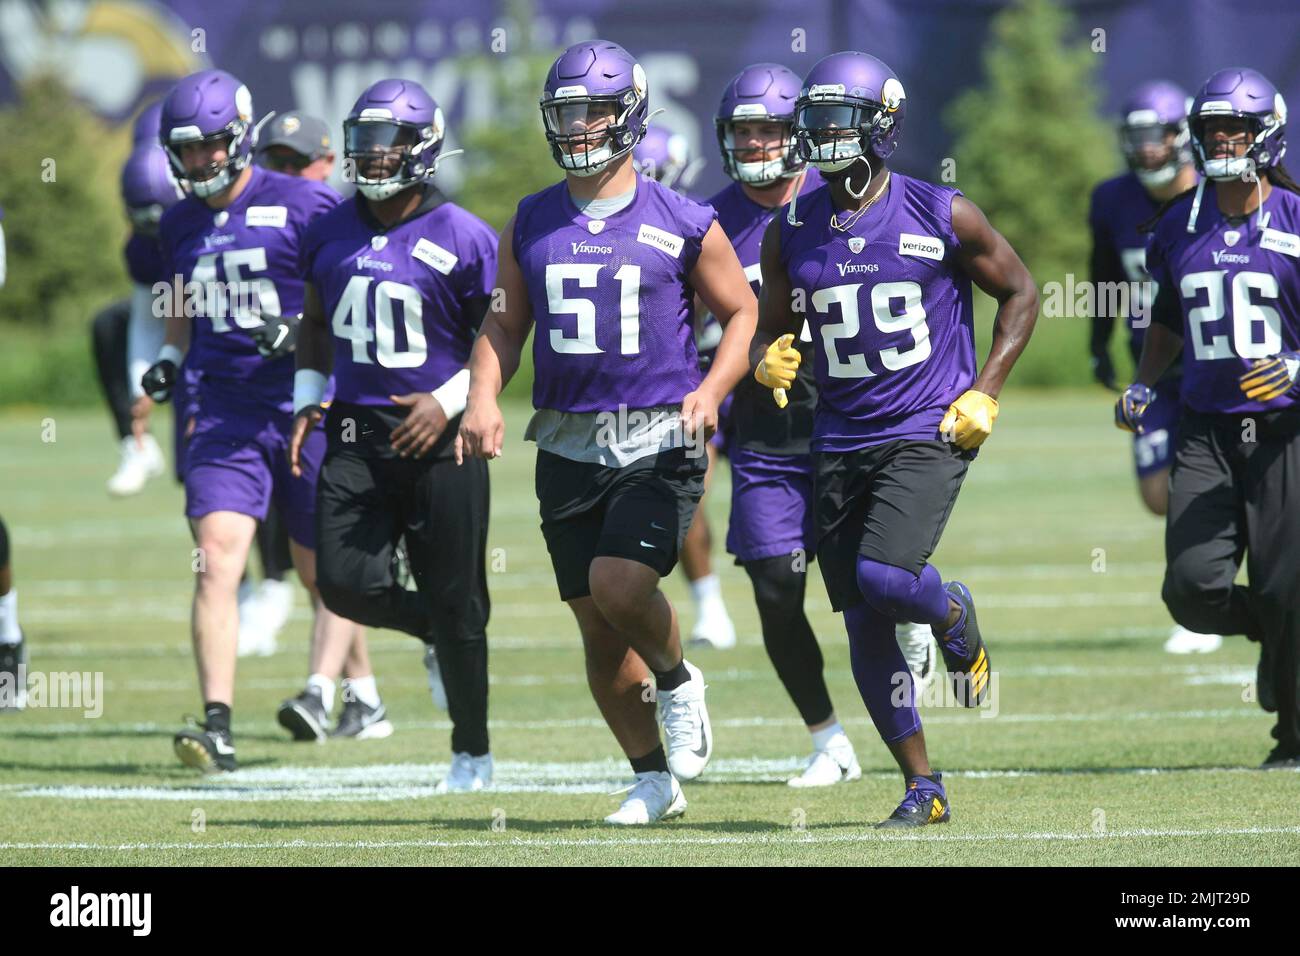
top-left (745, 555), bottom-right (806, 616)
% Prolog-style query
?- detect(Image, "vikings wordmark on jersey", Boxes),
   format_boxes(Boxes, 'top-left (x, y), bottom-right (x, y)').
top-left (513, 176), bottom-right (716, 413)
top-left (779, 173), bottom-right (976, 450)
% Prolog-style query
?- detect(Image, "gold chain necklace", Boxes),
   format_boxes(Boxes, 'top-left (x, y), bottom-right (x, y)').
top-left (830, 171), bottom-right (891, 232)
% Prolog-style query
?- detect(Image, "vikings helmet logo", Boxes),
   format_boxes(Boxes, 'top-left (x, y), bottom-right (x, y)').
top-left (881, 77), bottom-right (906, 113)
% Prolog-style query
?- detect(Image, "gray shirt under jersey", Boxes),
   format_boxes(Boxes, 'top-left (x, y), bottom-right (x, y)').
top-left (527, 184), bottom-right (699, 467)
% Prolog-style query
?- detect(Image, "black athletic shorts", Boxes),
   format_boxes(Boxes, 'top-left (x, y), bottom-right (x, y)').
top-left (815, 439), bottom-right (972, 612)
top-left (536, 447), bottom-right (707, 601)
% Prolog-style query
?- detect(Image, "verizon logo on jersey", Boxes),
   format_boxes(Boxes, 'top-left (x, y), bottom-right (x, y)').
top-left (637, 223), bottom-right (685, 258)
top-left (898, 233), bottom-right (944, 260)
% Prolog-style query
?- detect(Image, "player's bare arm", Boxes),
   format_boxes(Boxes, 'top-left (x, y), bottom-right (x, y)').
top-left (685, 220), bottom-right (758, 439)
top-left (289, 282), bottom-right (331, 477)
top-left (951, 195), bottom-right (1039, 399)
top-left (750, 216), bottom-right (802, 404)
top-left (458, 215), bottom-right (531, 462)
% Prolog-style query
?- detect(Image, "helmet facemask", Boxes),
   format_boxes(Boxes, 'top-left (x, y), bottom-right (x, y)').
top-left (344, 118), bottom-right (439, 200)
top-left (542, 92), bottom-right (641, 177)
top-left (1190, 112), bottom-right (1279, 182)
top-left (166, 125), bottom-right (249, 199)
top-left (718, 117), bottom-right (799, 186)
top-left (1122, 120), bottom-right (1190, 188)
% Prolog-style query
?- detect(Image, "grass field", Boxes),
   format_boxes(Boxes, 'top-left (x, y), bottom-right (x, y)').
top-left (1, 391), bottom-right (1297, 867)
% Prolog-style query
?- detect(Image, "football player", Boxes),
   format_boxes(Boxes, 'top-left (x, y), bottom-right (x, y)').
top-left (1116, 67), bottom-right (1300, 768)
top-left (459, 39), bottom-right (758, 824)
top-left (142, 69), bottom-right (364, 770)
top-left (1089, 81), bottom-right (1221, 656)
top-left (291, 79), bottom-right (494, 783)
top-left (754, 52), bottom-right (1038, 827)
top-left (0, 515), bottom-right (25, 711)
top-left (708, 62), bottom-right (939, 786)
top-left (98, 105), bottom-right (176, 498)
top-left (635, 129), bottom-right (738, 649)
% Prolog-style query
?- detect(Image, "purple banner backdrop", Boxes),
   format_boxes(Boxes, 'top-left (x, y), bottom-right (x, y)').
top-left (0, 0), bottom-right (1297, 196)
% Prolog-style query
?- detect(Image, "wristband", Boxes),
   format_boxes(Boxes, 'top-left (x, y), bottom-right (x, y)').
top-left (293, 369), bottom-right (328, 415)
top-left (431, 368), bottom-right (470, 418)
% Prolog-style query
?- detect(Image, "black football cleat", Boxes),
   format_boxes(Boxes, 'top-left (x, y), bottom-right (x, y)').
top-left (0, 633), bottom-right (28, 711)
top-left (1260, 746), bottom-right (1300, 770)
top-left (875, 774), bottom-right (951, 829)
top-left (934, 581), bottom-right (991, 707)
top-left (174, 718), bottom-right (237, 773)
top-left (277, 688), bottom-right (329, 742)
top-left (329, 697), bottom-right (394, 740)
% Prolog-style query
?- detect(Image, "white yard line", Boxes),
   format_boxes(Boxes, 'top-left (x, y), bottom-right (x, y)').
top-left (3, 825), bottom-right (1298, 853)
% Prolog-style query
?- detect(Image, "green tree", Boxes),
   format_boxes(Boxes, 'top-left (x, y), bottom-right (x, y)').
top-left (0, 74), bottom-right (131, 326)
top-left (0, 75), bottom-right (132, 404)
top-left (945, 0), bottom-right (1116, 385)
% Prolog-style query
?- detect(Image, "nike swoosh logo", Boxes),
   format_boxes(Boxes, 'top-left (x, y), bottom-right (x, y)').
top-left (693, 718), bottom-right (710, 758)
top-left (650, 522), bottom-right (667, 531)
top-left (213, 738), bottom-right (235, 755)
top-left (640, 540), bottom-right (658, 550)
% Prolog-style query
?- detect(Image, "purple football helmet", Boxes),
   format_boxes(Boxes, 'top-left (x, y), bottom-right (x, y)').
top-left (793, 52), bottom-right (906, 184)
top-left (132, 100), bottom-right (164, 146)
top-left (343, 78), bottom-right (450, 201)
top-left (540, 40), bottom-right (650, 177)
top-left (1119, 81), bottom-right (1192, 188)
top-left (120, 143), bottom-right (184, 237)
top-left (633, 125), bottom-right (690, 187)
top-left (159, 69), bottom-right (256, 199)
top-left (1188, 67), bottom-right (1287, 181)
top-left (715, 63), bottom-right (804, 185)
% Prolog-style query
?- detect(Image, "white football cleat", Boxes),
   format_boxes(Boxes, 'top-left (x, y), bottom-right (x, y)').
top-left (689, 603), bottom-right (737, 650)
top-left (604, 771), bottom-right (687, 825)
top-left (436, 752), bottom-right (493, 793)
top-left (788, 732), bottom-right (862, 788)
top-left (896, 620), bottom-right (939, 697)
top-left (423, 644), bottom-right (448, 711)
top-left (657, 659), bottom-right (712, 780)
top-left (106, 434), bottom-right (165, 497)
top-left (1163, 626), bottom-right (1223, 655)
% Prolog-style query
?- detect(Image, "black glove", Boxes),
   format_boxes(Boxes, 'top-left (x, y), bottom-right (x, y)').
top-left (251, 313), bottom-right (301, 359)
top-left (141, 359), bottom-right (178, 403)
top-left (1090, 351), bottom-right (1117, 392)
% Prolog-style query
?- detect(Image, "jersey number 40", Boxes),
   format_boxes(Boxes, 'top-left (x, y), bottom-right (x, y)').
top-left (332, 275), bottom-right (427, 368)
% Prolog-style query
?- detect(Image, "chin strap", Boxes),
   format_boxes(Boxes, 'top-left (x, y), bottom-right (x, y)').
top-left (427, 148), bottom-right (464, 177)
top-left (1256, 168), bottom-right (1271, 231)
top-left (1186, 178), bottom-right (1205, 233)
top-left (844, 155), bottom-right (874, 199)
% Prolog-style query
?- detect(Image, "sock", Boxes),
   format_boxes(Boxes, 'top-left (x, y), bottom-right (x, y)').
top-left (346, 675), bottom-right (380, 708)
top-left (307, 673), bottom-right (336, 712)
top-left (810, 720), bottom-right (845, 752)
top-left (843, 602), bottom-right (921, 743)
top-left (0, 591), bottom-right (20, 645)
top-left (653, 658), bottom-right (690, 692)
top-left (630, 744), bottom-right (669, 775)
top-left (690, 573), bottom-right (722, 610)
top-left (204, 701), bottom-right (231, 733)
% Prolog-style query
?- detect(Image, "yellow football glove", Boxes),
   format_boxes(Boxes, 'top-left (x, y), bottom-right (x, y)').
top-left (755, 333), bottom-right (801, 408)
top-left (1239, 352), bottom-right (1300, 402)
top-left (940, 390), bottom-right (999, 450)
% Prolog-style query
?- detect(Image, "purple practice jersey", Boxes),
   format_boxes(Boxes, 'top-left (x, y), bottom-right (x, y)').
top-left (159, 166), bottom-right (339, 406)
top-left (124, 233), bottom-right (166, 287)
top-left (514, 177), bottom-right (716, 412)
top-left (779, 173), bottom-right (976, 451)
top-left (1147, 183), bottom-right (1300, 415)
top-left (302, 188), bottom-right (497, 405)
top-left (709, 167), bottom-right (823, 454)
top-left (1089, 172), bottom-right (1162, 359)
